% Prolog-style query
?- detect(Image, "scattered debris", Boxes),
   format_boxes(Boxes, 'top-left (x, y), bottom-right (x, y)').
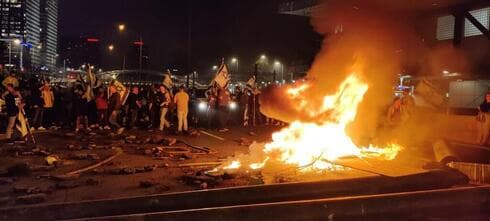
top-left (69, 153), bottom-right (101, 161)
top-left (182, 174), bottom-right (223, 186)
top-left (122, 167), bottom-right (136, 174)
top-left (56, 181), bottom-right (80, 189)
top-left (0, 177), bottom-right (14, 185)
top-left (200, 182), bottom-right (208, 189)
top-left (145, 165), bottom-right (158, 172)
top-left (107, 164), bottom-right (158, 175)
top-left (149, 135), bottom-right (177, 146)
top-left (248, 131), bottom-right (257, 136)
top-left (54, 148), bottom-right (123, 178)
top-left (51, 173), bottom-right (80, 181)
top-left (155, 184), bottom-right (171, 192)
top-left (235, 137), bottom-right (254, 146)
top-left (0, 197), bottom-right (10, 205)
top-left (125, 135), bottom-right (137, 144)
top-left (200, 130), bottom-right (226, 141)
top-left (151, 135), bottom-right (164, 144)
top-left (188, 129), bottom-right (201, 137)
top-left (178, 162), bottom-right (223, 168)
top-left (139, 179), bottom-right (159, 188)
top-left (13, 185), bottom-right (47, 194)
top-left (0, 169), bottom-right (8, 176)
top-left (15, 193), bottom-right (47, 205)
top-left (67, 144), bottom-right (83, 150)
top-left (45, 155), bottom-right (60, 166)
top-left (85, 178), bottom-right (100, 186)
top-left (178, 140), bottom-right (215, 154)
top-left (30, 165), bottom-right (55, 172)
top-left (7, 163), bottom-right (31, 177)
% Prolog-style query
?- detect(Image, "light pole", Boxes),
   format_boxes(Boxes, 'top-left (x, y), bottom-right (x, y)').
top-left (231, 57), bottom-right (238, 75)
top-left (14, 39), bottom-right (23, 70)
top-left (274, 61), bottom-right (284, 83)
top-left (118, 24), bottom-right (126, 32)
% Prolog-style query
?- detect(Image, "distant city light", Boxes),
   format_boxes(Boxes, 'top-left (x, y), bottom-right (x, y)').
top-left (108, 44), bottom-right (114, 51)
top-left (229, 101), bottom-right (237, 110)
top-left (212, 65), bottom-right (218, 70)
top-left (260, 54), bottom-right (266, 60)
top-left (118, 24), bottom-right (126, 32)
top-left (231, 57), bottom-right (237, 63)
top-left (13, 39), bottom-right (21, 45)
top-left (198, 101), bottom-right (207, 111)
top-left (87, 38), bottom-right (99, 43)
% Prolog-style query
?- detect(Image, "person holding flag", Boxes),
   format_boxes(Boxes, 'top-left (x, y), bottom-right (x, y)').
top-left (162, 69), bottom-right (174, 97)
top-left (210, 59), bottom-right (231, 132)
top-left (158, 85), bottom-right (172, 131)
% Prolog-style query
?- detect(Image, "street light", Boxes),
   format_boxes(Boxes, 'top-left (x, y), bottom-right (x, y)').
top-left (274, 61), bottom-right (284, 83)
top-left (118, 24), bottom-right (126, 32)
top-left (13, 39), bottom-right (21, 45)
top-left (108, 44), bottom-right (115, 51)
top-left (231, 57), bottom-right (238, 75)
top-left (260, 54), bottom-right (266, 60)
top-left (212, 65), bottom-right (218, 70)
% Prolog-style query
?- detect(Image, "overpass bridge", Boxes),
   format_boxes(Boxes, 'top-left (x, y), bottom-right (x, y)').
top-left (97, 69), bottom-right (207, 88)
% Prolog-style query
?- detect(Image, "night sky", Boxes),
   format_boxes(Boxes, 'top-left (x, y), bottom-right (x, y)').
top-left (59, 0), bottom-right (321, 77)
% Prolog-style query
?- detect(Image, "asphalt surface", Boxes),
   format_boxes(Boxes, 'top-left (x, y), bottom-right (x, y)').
top-left (0, 125), bottom-right (285, 207)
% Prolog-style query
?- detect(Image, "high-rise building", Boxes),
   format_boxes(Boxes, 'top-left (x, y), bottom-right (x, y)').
top-left (0, 0), bottom-right (57, 71)
top-left (39, 0), bottom-right (58, 70)
top-left (126, 41), bottom-right (149, 70)
top-left (60, 36), bottom-right (101, 69)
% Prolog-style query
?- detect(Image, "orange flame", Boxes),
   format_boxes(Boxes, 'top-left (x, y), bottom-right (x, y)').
top-left (221, 73), bottom-right (401, 172)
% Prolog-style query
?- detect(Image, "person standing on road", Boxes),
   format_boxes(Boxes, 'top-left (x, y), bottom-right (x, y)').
top-left (95, 89), bottom-right (109, 130)
top-left (477, 92), bottom-right (490, 145)
top-left (127, 86), bottom-right (142, 129)
top-left (174, 85), bottom-right (190, 134)
top-left (217, 87), bottom-right (231, 132)
top-left (206, 86), bottom-right (218, 129)
top-left (30, 84), bottom-right (43, 130)
top-left (3, 84), bottom-right (20, 140)
top-left (40, 80), bottom-right (54, 130)
top-left (158, 85), bottom-right (171, 131)
top-left (108, 85), bottom-right (124, 134)
top-left (74, 86), bottom-right (89, 133)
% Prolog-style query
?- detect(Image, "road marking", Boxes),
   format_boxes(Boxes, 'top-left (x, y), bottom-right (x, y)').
top-left (200, 130), bottom-right (226, 141)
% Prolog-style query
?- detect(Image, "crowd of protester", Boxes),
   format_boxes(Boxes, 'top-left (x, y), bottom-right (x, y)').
top-left (0, 71), bottom-right (274, 141)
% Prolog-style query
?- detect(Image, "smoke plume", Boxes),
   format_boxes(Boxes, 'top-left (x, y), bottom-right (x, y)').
top-left (260, 0), bottom-right (468, 146)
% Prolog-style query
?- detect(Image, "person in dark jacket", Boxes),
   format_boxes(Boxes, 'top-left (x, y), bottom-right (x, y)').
top-left (3, 84), bottom-right (20, 139)
top-left (30, 85), bottom-right (43, 130)
top-left (126, 86), bottom-right (142, 129)
top-left (108, 85), bottom-right (124, 134)
top-left (73, 87), bottom-right (89, 132)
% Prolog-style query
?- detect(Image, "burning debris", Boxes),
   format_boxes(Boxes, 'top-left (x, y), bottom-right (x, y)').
top-left (217, 74), bottom-right (403, 182)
